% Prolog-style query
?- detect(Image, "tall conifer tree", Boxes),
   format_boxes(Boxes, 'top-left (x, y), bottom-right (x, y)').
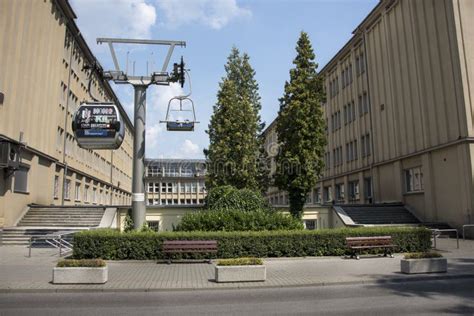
top-left (205, 47), bottom-right (269, 192)
top-left (274, 32), bottom-right (326, 218)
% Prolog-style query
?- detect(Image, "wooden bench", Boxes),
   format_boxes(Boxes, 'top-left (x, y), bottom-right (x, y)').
top-left (345, 236), bottom-right (395, 260)
top-left (162, 240), bottom-right (218, 264)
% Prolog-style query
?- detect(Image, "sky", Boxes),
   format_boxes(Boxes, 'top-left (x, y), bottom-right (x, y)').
top-left (69, 0), bottom-right (378, 159)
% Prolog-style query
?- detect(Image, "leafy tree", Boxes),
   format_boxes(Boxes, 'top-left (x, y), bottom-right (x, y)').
top-left (274, 32), bottom-right (327, 218)
top-left (205, 47), bottom-right (269, 193)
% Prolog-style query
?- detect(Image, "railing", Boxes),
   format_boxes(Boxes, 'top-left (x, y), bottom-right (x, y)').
top-left (28, 231), bottom-right (76, 257)
top-left (462, 224), bottom-right (474, 241)
top-left (431, 229), bottom-right (459, 249)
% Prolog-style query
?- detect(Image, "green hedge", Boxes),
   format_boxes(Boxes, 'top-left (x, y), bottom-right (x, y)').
top-left (73, 227), bottom-right (431, 260)
top-left (174, 208), bottom-right (304, 231)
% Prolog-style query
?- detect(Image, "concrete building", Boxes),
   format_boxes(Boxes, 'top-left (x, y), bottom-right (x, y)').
top-left (145, 159), bottom-right (207, 206)
top-left (0, 0), bottom-right (134, 228)
top-left (264, 0), bottom-right (474, 230)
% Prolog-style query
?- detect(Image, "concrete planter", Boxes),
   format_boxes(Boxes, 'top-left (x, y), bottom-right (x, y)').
top-left (215, 265), bottom-right (266, 283)
top-left (53, 266), bottom-right (108, 284)
top-left (401, 258), bottom-right (447, 274)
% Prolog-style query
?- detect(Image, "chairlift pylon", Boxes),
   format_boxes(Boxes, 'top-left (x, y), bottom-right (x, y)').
top-left (160, 67), bottom-right (199, 131)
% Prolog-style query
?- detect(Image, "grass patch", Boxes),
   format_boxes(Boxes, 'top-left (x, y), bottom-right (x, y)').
top-left (404, 252), bottom-right (443, 259)
top-left (57, 259), bottom-right (106, 268)
top-left (217, 258), bottom-right (263, 266)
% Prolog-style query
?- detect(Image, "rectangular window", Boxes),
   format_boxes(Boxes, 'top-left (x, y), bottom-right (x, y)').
top-left (75, 182), bottom-right (81, 201)
top-left (335, 183), bottom-right (345, 201)
top-left (161, 182), bottom-right (166, 193)
top-left (355, 56), bottom-right (360, 75)
top-left (314, 188), bottom-right (321, 203)
top-left (93, 188), bottom-right (97, 204)
top-left (53, 175), bottom-right (59, 199)
top-left (167, 182), bottom-right (173, 193)
top-left (147, 221), bottom-right (160, 232)
top-left (304, 220), bottom-right (317, 230)
top-left (405, 167), bottom-right (424, 193)
top-left (324, 186), bottom-right (332, 202)
top-left (14, 166), bottom-right (29, 193)
top-left (180, 182), bottom-right (185, 193)
top-left (147, 182), bottom-right (154, 193)
top-left (348, 181), bottom-right (360, 201)
top-left (180, 199), bottom-right (185, 204)
top-left (363, 92), bottom-right (369, 113)
top-left (64, 179), bottom-right (71, 200)
top-left (360, 52), bottom-right (365, 73)
top-left (84, 185), bottom-right (89, 203)
top-left (364, 177), bottom-right (372, 199)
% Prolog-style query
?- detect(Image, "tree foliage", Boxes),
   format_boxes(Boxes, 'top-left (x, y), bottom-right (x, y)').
top-left (205, 185), bottom-right (271, 212)
top-left (205, 47), bottom-right (269, 193)
top-left (274, 32), bottom-right (327, 218)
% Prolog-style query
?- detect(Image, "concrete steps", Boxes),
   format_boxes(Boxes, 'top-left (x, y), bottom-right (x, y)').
top-left (1, 206), bottom-right (108, 246)
top-left (338, 204), bottom-right (421, 225)
top-left (17, 207), bottom-right (106, 227)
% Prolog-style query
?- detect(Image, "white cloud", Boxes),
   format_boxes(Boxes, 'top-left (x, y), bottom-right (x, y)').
top-left (70, 0), bottom-right (157, 45)
top-left (156, 0), bottom-right (251, 30)
top-left (177, 139), bottom-right (200, 157)
top-left (145, 123), bottom-right (163, 148)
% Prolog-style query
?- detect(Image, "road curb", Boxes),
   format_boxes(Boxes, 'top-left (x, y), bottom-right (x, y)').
top-left (1, 273), bottom-right (474, 294)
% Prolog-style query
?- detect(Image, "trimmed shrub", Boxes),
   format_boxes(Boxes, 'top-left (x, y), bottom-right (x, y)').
top-left (73, 227), bottom-right (432, 260)
top-left (217, 258), bottom-right (263, 266)
top-left (174, 208), bottom-right (303, 231)
top-left (404, 251), bottom-right (443, 259)
top-left (57, 259), bottom-right (106, 267)
top-left (205, 185), bottom-right (271, 212)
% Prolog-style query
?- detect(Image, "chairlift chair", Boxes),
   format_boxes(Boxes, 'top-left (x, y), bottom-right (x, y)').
top-left (160, 69), bottom-right (199, 131)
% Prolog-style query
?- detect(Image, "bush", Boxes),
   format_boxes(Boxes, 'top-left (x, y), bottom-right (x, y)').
top-left (73, 227), bottom-right (432, 260)
top-left (174, 208), bottom-right (303, 231)
top-left (57, 259), bottom-right (106, 267)
top-left (217, 258), bottom-right (263, 266)
top-left (404, 251), bottom-right (443, 259)
top-left (205, 185), bottom-right (271, 212)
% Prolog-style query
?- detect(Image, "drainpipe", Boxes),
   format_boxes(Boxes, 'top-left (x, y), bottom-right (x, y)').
top-left (61, 29), bottom-right (76, 206)
top-left (362, 30), bottom-right (376, 203)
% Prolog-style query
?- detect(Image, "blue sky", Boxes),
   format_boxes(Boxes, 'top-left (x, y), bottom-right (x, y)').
top-left (70, 0), bottom-right (378, 159)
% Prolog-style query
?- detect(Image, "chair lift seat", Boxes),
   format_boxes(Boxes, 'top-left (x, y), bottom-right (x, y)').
top-left (167, 121), bottom-right (194, 131)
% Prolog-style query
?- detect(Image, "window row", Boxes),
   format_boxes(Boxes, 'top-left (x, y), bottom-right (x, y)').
top-left (346, 140), bottom-right (358, 162)
top-left (341, 63), bottom-right (353, 89)
top-left (147, 198), bottom-right (204, 206)
top-left (343, 101), bottom-right (356, 125)
top-left (146, 181), bottom-right (205, 194)
top-left (322, 177), bottom-right (372, 203)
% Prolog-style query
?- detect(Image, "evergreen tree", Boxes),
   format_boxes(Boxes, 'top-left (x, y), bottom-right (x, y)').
top-left (205, 47), bottom-right (269, 192)
top-left (274, 32), bottom-right (327, 218)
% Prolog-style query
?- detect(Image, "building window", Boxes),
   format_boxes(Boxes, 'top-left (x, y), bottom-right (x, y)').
top-left (64, 179), bottom-right (71, 200)
top-left (93, 188), bottom-right (97, 204)
top-left (348, 181), bottom-right (359, 201)
top-left (167, 183), bottom-right (173, 193)
top-left (405, 167), bottom-right (424, 193)
top-left (180, 199), bottom-right (185, 204)
top-left (161, 182), bottom-right (166, 193)
top-left (84, 185), bottom-right (89, 203)
top-left (313, 187), bottom-right (321, 204)
top-left (199, 199), bottom-right (204, 204)
top-left (147, 221), bottom-right (160, 232)
top-left (335, 183), bottom-right (345, 201)
top-left (147, 183), bottom-right (154, 193)
top-left (14, 166), bottom-right (29, 193)
top-left (304, 220), bottom-right (317, 230)
top-left (148, 199), bottom-right (153, 205)
top-left (75, 183), bottom-right (81, 201)
top-left (361, 134), bottom-right (371, 157)
top-left (53, 175), bottom-right (59, 199)
top-left (323, 186), bottom-right (332, 202)
top-left (364, 177), bottom-right (372, 200)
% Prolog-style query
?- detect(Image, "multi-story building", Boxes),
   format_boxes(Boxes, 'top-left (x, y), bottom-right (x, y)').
top-left (0, 0), bottom-right (134, 227)
top-left (145, 159), bottom-right (207, 206)
top-left (264, 0), bottom-right (474, 230)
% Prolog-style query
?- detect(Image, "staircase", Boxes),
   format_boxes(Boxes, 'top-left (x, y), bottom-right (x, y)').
top-left (1, 206), bottom-right (106, 246)
top-left (337, 203), bottom-right (421, 225)
top-left (17, 206), bottom-right (105, 227)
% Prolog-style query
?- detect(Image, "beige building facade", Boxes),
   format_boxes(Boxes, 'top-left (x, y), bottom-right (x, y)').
top-left (0, 0), bottom-right (134, 227)
top-left (145, 159), bottom-right (207, 206)
top-left (265, 0), bottom-right (474, 229)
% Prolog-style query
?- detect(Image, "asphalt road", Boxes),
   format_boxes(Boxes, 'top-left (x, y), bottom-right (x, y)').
top-left (1, 278), bottom-right (473, 315)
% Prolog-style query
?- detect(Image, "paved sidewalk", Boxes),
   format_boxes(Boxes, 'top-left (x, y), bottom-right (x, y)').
top-left (1, 238), bottom-right (473, 292)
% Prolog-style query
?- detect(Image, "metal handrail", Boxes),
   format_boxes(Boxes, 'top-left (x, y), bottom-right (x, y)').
top-left (431, 229), bottom-right (459, 249)
top-left (462, 224), bottom-right (474, 241)
top-left (28, 231), bottom-right (76, 257)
